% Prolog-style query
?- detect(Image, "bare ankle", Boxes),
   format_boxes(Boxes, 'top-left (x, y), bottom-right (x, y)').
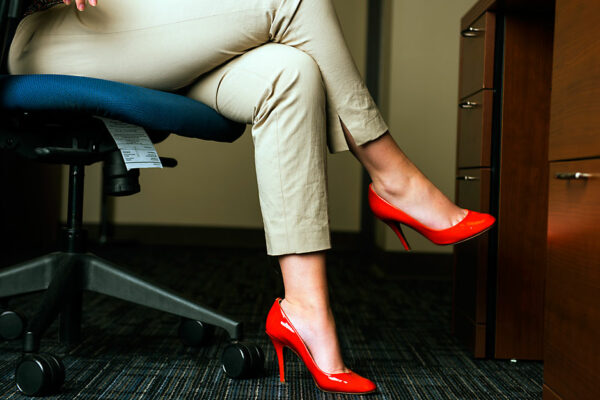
top-left (372, 173), bottom-right (418, 200)
top-left (283, 296), bottom-right (330, 310)
top-left (282, 298), bottom-right (333, 320)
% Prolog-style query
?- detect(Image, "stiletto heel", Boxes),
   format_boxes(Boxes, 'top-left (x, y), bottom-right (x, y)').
top-left (384, 220), bottom-right (411, 251)
top-left (265, 298), bottom-right (376, 394)
top-left (369, 183), bottom-right (495, 247)
top-left (269, 336), bottom-right (286, 382)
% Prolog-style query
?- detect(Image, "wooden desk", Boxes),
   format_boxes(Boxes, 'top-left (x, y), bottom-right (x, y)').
top-left (543, 0), bottom-right (600, 398)
top-left (453, 0), bottom-right (554, 360)
top-left (454, 2), bottom-right (600, 397)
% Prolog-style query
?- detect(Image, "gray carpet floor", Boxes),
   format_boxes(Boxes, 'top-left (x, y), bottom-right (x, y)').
top-left (0, 244), bottom-right (543, 399)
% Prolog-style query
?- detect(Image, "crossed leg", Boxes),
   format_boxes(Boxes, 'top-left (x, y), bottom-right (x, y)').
top-left (185, 42), bottom-right (348, 371)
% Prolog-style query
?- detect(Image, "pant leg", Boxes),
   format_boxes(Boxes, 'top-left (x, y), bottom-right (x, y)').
top-left (273, 0), bottom-right (389, 153)
top-left (184, 43), bottom-right (330, 256)
top-left (8, 0), bottom-right (298, 90)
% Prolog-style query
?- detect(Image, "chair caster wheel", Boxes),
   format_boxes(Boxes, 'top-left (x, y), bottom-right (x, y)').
top-left (178, 319), bottom-right (214, 347)
top-left (221, 342), bottom-right (264, 379)
top-left (0, 310), bottom-right (26, 340)
top-left (15, 353), bottom-right (65, 396)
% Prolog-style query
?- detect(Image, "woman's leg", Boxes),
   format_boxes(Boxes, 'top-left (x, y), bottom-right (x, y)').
top-left (185, 43), bottom-right (347, 373)
top-left (185, 43), bottom-right (330, 256)
top-left (342, 124), bottom-right (467, 230)
top-left (278, 252), bottom-right (347, 373)
top-left (270, 0), bottom-right (467, 228)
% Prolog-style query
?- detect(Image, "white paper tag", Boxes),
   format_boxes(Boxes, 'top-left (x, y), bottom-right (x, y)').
top-left (97, 117), bottom-right (163, 171)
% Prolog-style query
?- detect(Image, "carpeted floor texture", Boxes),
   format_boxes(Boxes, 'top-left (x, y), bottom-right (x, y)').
top-left (0, 244), bottom-right (543, 399)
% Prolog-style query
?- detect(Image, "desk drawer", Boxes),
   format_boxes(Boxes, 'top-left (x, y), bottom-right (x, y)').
top-left (549, 0), bottom-right (600, 161)
top-left (457, 90), bottom-right (493, 168)
top-left (545, 158), bottom-right (600, 400)
top-left (459, 12), bottom-right (496, 99)
top-left (453, 167), bottom-right (491, 358)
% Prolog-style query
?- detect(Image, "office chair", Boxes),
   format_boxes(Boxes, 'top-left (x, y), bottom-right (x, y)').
top-left (0, 0), bottom-right (264, 396)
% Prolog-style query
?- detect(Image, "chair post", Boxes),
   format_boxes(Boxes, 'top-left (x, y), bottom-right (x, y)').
top-left (98, 168), bottom-right (115, 245)
top-left (62, 164), bottom-right (87, 254)
top-left (57, 163), bottom-right (87, 345)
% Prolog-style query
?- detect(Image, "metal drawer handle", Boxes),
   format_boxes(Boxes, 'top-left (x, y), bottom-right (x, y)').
top-left (461, 26), bottom-right (485, 37)
top-left (555, 172), bottom-right (594, 180)
top-left (456, 176), bottom-right (480, 181)
top-left (459, 101), bottom-right (479, 109)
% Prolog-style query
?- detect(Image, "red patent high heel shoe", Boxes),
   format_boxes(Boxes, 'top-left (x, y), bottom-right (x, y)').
top-left (265, 298), bottom-right (376, 394)
top-left (368, 183), bottom-right (496, 250)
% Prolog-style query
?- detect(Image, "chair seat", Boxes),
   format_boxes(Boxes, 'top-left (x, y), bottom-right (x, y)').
top-left (0, 74), bottom-right (245, 142)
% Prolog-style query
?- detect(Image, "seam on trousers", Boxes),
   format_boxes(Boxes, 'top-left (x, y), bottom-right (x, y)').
top-left (274, 109), bottom-right (291, 252)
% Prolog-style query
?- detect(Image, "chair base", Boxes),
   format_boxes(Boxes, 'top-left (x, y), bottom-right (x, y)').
top-left (0, 251), bottom-right (242, 353)
top-left (0, 250), bottom-right (264, 397)
top-left (0, 126), bottom-right (260, 396)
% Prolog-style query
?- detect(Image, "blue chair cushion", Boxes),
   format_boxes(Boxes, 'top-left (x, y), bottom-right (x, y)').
top-left (0, 74), bottom-right (245, 142)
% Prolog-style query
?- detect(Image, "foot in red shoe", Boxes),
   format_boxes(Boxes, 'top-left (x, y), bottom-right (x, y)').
top-left (265, 298), bottom-right (376, 394)
top-left (369, 183), bottom-right (495, 250)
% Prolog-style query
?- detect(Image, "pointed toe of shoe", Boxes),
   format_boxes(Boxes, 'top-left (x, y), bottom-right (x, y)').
top-left (432, 210), bottom-right (496, 245)
top-left (350, 373), bottom-right (377, 394)
top-left (462, 210), bottom-right (496, 234)
top-left (317, 371), bottom-right (377, 394)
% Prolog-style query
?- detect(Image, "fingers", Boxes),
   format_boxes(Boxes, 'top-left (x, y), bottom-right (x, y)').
top-left (63, 0), bottom-right (97, 11)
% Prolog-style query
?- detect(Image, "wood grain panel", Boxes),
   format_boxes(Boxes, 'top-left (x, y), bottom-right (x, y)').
top-left (457, 90), bottom-right (493, 168)
top-left (459, 12), bottom-right (496, 99)
top-left (453, 168), bottom-right (490, 358)
top-left (545, 159), bottom-right (600, 400)
top-left (494, 10), bottom-right (553, 360)
top-left (549, 0), bottom-right (600, 161)
top-left (454, 0), bottom-right (554, 361)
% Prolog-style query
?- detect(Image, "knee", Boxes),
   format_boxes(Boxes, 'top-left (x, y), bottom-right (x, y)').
top-left (271, 45), bottom-right (324, 97)
top-left (254, 44), bottom-right (325, 119)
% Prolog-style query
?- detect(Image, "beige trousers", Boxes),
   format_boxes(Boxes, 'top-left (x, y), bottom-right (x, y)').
top-left (8, 0), bottom-right (389, 255)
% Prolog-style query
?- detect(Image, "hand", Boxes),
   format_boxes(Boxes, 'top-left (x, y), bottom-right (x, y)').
top-left (63, 0), bottom-right (97, 12)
